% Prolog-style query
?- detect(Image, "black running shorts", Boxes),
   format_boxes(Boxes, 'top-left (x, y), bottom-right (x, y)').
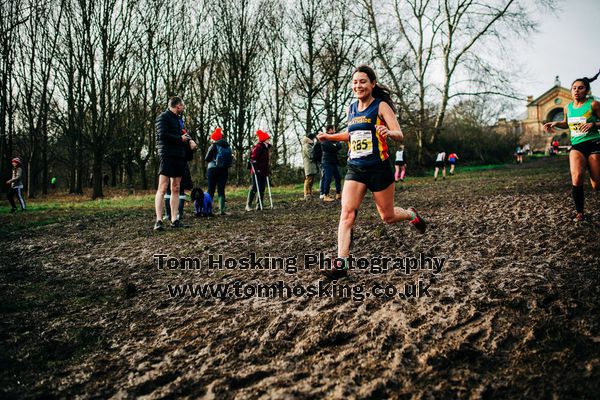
top-left (435, 161), bottom-right (445, 168)
top-left (395, 160), bottom-right (406, 166)
top-left (159, 156), bottom-right (186, 178)
top-left (345, 160), bottom-right (394, 192)
top-left (571, 138), bottom-right (600, 158)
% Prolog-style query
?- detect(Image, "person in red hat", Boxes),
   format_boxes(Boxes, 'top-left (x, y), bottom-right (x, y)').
top-left (6, 157), bottom-right (26, 212)
top-left (246, 129), bottom-right (271, 211)
top-left (205, 127), bottom-right (233, 215)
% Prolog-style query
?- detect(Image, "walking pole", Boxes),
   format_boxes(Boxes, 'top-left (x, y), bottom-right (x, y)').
top-left (250, 162), bottom-right (263, 210)
top-left (266, 176), bottom-right (273, 209)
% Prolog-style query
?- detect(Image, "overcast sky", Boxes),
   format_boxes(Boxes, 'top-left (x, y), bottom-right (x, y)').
top-left (509, 0), bottom-right (600, 116)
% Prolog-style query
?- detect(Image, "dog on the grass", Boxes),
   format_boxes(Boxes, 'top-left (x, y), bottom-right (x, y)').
top-left (191, 187), bottom-right (213, 217)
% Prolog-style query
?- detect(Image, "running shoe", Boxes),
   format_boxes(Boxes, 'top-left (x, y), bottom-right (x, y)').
top-left (408, 207), bottom-right (427, 234)
top-left (573, 213), bottom-right (585, 222)
top-left (322, 194), bottom-right (335, 202)
top-left (153, 220), bottom-right (164, 231)
top-left (321, 258), bottom-right (348, 281)
top-left (171, 219), bottom-right (186, 228)
top-left (319, 194), bottom-right (325, 199)
top-left (322, 268), bottom-right (348, 281)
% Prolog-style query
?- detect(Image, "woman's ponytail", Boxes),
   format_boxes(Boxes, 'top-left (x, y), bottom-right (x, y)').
top-left (572, 68), bottom-right (600, 92)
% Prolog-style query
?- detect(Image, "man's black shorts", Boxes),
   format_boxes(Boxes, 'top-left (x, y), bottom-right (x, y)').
top-left (346, 160), bottom-right (394, 192)
top-left (159, 156), bottom-right (186, 178)
top-left (435, 161), bottom-right (445, 168)
top-left (571, 138), bottom-right (600, 158)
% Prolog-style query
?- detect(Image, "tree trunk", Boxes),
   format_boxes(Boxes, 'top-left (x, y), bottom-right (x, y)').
top-left (92, 147), bottom-right (103, 199)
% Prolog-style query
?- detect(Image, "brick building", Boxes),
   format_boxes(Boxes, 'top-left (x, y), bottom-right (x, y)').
top-left (494, 76), bottom-right (596, 151)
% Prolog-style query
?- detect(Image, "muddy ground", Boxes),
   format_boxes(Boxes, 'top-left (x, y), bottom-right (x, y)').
top-left (1, 156), bottom-right (599, 399)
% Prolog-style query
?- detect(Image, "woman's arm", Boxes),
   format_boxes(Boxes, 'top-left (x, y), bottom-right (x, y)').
top-left (317, 105), bottom-right (351, 142)
top-left (376, 102), bottom-right (403, 141)
top-left (317, 132), bottom-right (349, 142)
top-left (543, 106), bottom-right (568, 132)
top-left (580, 100), bottom-right (600, 133)
top-left (6, 168), bottom-right (21, 184)
top-left (205, 144), bottom-right (216, 162)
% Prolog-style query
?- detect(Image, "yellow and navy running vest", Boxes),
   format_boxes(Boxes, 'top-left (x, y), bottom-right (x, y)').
top-left (566, 98), bottom-right (600, 145)
top-left (347, 98), bottom-right (389, 167)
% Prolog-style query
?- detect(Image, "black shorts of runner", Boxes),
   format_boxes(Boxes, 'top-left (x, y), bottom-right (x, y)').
top-left (435, 161), bottom-right (445, 168)
top-left (571, 138), bottom-right (600, 158)
top-left (346, 159), bottom-right (394, 192)
top-left (159, 156), bottom-right (186, 178)
top-left (395, 160), bottom-right (406, 166)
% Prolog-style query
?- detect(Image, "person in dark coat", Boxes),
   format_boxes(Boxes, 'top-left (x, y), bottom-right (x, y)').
top-left (153, 96), bottom-right (197, 230)
top-left (319, 125), bottom-right (342, 201)
top-left (205, 127), bottom-right (232, 215)
top-left (245, 129), bottom-right (271, 211)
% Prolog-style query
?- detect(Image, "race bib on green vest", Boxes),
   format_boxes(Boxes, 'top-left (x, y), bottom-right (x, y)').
top-left (568, 116), bottom-right (587, 137)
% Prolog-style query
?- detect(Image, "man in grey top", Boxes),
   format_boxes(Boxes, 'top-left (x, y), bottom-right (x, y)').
top-left (6, 157), bottom-right (26, 212)
top-left (302, 132), bottom-right (319, 199)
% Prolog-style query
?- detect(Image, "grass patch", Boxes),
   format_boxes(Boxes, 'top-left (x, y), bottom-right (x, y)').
top-left (0, 155), bottom-right (569, 236)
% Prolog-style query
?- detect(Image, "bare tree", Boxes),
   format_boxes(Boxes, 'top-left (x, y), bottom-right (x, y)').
top-left (0, 0), bottom-right (31, 190)
top-left (53, 0), bottom-right (90, 194)
top-left (358, 0), bottom-right (546, 162)
top-left (258, 0), bottom-right (295, 169)
top-left (320, 0), bottom-right (366, 130)
top-left (212, 0), bottom-right (266, 184)
top-left (76, 0), bottom-right (136, 199)
top-left (288, 0), bottom-right (330, 142)
top-left (15, 0), bottom-right (64, 197)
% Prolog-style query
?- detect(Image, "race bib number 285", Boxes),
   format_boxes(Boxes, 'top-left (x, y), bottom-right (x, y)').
top-left (349, 131), bottom-right (373, 159)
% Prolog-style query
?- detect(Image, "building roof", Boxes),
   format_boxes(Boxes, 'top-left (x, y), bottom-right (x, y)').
top-left (528, 85), bottom-right (600, 106)
top-left (527, 85), bottom-right (571, 106)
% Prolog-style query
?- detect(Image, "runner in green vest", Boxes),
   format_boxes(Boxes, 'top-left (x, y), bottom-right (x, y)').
top-left (544, 69), bottom-right (600, 222)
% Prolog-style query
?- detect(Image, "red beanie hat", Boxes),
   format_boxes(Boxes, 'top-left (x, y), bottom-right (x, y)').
top-left (256, 129), bottom-right (270, 142)
top-left (211, 127), bottom-right (223, 141)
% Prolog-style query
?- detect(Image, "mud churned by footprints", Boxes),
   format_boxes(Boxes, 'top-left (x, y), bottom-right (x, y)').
top-left (1, 157), bottom-right (599, 399)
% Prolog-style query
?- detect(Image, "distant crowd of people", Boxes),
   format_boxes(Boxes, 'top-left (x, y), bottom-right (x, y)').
top-left (151, 96), bottom-right (279, 231)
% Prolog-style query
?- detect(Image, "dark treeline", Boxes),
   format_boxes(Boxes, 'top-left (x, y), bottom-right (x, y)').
top-left (0, 0), bottom-right (551, 198)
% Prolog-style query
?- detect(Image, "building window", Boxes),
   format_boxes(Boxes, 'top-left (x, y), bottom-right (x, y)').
top-left (547, 108), bottom-right (564, 123)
